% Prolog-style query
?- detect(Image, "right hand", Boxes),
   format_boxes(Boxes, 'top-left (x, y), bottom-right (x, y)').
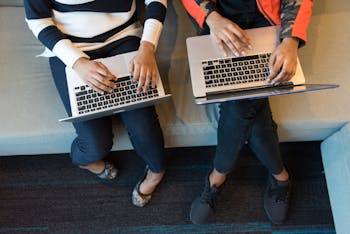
top-left (72, 57), bottom-right (117, 94)
top-left (206, 11), bottom-right (252, 56)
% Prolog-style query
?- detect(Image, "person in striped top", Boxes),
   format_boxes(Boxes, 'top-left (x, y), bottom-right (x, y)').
top-left (181, 0), bottom-right (313, 225)
top-left (24, 0), bottom-right (168, 207)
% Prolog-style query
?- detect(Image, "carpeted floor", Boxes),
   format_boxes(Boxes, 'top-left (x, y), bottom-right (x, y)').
top-left (0, 142), bottom-right (335, 234)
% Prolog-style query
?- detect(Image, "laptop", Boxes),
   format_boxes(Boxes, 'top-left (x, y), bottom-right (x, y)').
top-left (186, 25), bottom-right (338, 104)
top-left (59, 51), bottom-right (171, 122)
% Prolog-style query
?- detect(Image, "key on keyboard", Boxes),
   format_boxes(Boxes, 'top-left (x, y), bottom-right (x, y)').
top-left (74, 75), bottom-right (159, 114)
top-left (202, 53), bottom-right (271, 88)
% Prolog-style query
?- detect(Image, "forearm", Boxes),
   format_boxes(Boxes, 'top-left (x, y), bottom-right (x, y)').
top-left (24, 0), bottom-right (88, 67)
top-left (280, 0), bottom-right (313, 47)
top-left (141, 0), bottom-right (167, 48)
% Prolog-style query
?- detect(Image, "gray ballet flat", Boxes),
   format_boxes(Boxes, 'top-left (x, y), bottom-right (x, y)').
top-left (96, 161), bottom-right (118, 180)
top-left (132, 167), bottom-right (152, 207)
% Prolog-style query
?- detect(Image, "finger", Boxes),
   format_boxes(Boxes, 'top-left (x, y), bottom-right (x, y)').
top-left (214, 35), bottom-right (229, 56)
top-left (86, 80), bottom-right (105, 94)
top-left (87, 78), bottom-right (109, 94)
top-left (276, 64), bottom-right (296, 83)
top-left (267, 58), bottom-right (283, 84)
top-left (132, 63), bottom-right (141, 83)
top-left (129, 59), bottom-right (135, 74)
top-left (227, 24), bottom-right (252, 49)
top-left (94, 62), bottom-right (109, 77)
top-left (221, 32), bottom-right (243, 56)
top-left (270, 62), bottom-right (295, 84)
top-left (99, 64), bottom-right (116, 81)
top-left (270, 70), bottom-right (289, 84)
top-left (92, 73), bottom-right (116, 92)
top-left (268, 53), bottom-right (277, 71)
top-left (137, 67), bottom-right (147, 93)
top-left (143, 72), bottom-right (151, 93)
top-left (151, 67), bottom-right (157, 88)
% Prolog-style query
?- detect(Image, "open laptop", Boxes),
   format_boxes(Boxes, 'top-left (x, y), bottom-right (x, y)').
top-left (186, 26), bottom-right (338, 104)
top-left (59, 51), bottom-right (171, 122)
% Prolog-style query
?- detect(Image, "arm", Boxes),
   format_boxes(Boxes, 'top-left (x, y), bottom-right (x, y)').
top-left (23, 0), bottom-right (116, 93)
top-left (181, 0), bottom-right (216, 28)
top-left (23, 0), bottom-right (88, 68)
top-left (130, 0), bottom-right (167, 93)
top-left (280, 0), bottom-right (313, 46)
top-left (267, 0), bottom-right (313, 84)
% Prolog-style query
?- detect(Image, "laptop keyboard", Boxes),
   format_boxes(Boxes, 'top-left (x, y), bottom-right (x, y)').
top-left (202, 53), bottom-right (271, 88)
top-left (74, 75), bottom-right (159, 114)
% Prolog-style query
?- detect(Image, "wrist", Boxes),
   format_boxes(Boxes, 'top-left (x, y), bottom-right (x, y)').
top-left (205, 11), bottom-right (220, 28)
top-left (72, 57), bottom-right (89, 69)
top-left (140, 41), bottom-right (155, 53)
top-left (282, 37), bottom-right (300, 48)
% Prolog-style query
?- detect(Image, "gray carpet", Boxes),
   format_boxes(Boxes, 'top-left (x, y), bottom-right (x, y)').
top-left (0, 142), bottom-right (335, 234)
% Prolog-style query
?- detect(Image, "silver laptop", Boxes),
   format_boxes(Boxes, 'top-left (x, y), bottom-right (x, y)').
top-left (59, 51), bottom-right (171, 122)
top-left (186, 26), bottom-right (338, 104)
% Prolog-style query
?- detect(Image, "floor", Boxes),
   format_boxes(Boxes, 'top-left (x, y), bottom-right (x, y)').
top-left (0, 142), bottom-right (335, 234)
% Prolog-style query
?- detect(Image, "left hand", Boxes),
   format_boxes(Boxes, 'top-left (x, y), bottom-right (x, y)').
top-left (129, 41), bottom-right (157, 93)
top-left (267, 37), bottom-right (299, 84)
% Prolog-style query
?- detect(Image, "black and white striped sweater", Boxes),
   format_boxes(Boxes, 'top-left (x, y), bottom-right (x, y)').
top-left (24, 0), bottom-right (167, 67)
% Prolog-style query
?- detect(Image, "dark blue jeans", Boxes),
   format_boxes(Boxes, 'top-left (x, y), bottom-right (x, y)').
top-left (209, 11), bottom-right (284, 175)
top-left (49, 36), bottom-right (166, 173)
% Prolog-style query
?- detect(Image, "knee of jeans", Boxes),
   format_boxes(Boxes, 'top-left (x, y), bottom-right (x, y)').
top-left (220, 101), bottom-right (256, 120)
top-left (71, 134), bottom-right (113, 166)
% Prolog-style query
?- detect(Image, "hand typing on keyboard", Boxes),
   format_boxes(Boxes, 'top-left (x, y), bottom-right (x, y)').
top-left (72, 57), bottom-right (117, 94)
top-left (267, 37), bottom-right (299, 84)
top-left (129, 41), bottom-right (157, 94)
top-left (205, 11), bottom-right (252, 57)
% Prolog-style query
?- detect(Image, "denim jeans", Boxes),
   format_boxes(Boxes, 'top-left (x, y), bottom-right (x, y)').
top-left (214, 99), bottom-right (283, 174)
top-left (49, 36), bottom-right (166, 173)
top-left (209, 10), bottom-right (284, 175)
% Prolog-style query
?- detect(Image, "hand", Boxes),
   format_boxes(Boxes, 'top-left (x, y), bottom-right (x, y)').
top-left (129, 41), bottom-right (157, 93)
top-left (206, 11), bottom-right (252, 56)
top-left (267, 37), bottom-right (299, 84)
top-left (72, 57), bottom-right (117, 94)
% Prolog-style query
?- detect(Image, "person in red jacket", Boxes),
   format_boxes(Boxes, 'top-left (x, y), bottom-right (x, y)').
top-left (181, 0), bottom-right (313, 225)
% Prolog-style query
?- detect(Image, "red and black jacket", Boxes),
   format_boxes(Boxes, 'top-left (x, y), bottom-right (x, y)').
top-left (181, 0), bottom-right (313, 45)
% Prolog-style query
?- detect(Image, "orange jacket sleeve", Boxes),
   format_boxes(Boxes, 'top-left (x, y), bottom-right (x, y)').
top-left (180, 0), bottom-right (216, 28)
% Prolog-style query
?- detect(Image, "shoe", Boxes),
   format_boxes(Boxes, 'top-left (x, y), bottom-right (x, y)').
top-left (132, 166), bottom-right (154, 207)
top-left (95, 160), bottom-right (118, 180)
top-left (190, 173), bottom-right (219, 225)
top-left (264, 174), bottom-right (292, 224)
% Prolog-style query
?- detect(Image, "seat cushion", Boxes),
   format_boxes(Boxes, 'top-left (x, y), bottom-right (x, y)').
top-left (0, 0), bottom-right (22, 6)
top-left (321, 123), bottom-right (350, 234)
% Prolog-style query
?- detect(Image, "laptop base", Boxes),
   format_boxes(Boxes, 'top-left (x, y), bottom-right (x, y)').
top-left (194, 84), bottom-right (339, 105)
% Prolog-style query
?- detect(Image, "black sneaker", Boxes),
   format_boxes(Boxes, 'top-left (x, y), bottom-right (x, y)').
top-left (190, 174), bottom-right (219, 225)
top-left (264, 174), bottom-right (292, 224)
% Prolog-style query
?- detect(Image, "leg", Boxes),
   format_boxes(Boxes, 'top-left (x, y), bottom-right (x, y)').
top-left (247, 98), bottom-right (284, 175)
top-left (49, 57), bottom-right (116, 178)
top-left (120, 106), bottom-right (166, 207)
top-left (120, 106), bottom-right (166, 173)
top-left (247, 98), bottom-right (291, 224)
top-left (103, 36), bottom-right (166, 205)
top-left (212, 99), bottom-right (261, 184)
top-left (190, 99), bottom-right (259, 224)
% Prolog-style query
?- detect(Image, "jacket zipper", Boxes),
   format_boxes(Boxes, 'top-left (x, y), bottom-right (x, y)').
top-left (256, 0), bottom-right (277, 25)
